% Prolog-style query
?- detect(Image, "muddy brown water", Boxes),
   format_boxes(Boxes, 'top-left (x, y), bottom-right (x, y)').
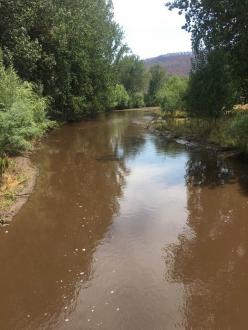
top-left (1, 111), bottom-right (248, 330)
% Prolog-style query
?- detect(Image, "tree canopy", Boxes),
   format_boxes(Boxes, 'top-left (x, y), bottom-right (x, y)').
top-left (0, 0), bottom-right (125, 120)
top-left (186, 49), bottom-right (237, 117)
top-left (167, 0), bottom-right (248, 99)
top-left (146, 65), bottom-right (168, 106)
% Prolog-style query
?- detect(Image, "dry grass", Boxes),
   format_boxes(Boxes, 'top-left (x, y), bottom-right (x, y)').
top-left (234, 104), bottom-right (248, 112)
top-left (0, 160), bottom-right (26, 212)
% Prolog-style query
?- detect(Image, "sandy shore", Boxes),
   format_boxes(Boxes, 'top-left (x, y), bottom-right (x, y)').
top-left (0, 156), bottom-right (38, 226)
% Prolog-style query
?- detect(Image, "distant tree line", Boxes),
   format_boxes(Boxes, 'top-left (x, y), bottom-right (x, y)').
top-left (113, 56), bottom-right (187, 112)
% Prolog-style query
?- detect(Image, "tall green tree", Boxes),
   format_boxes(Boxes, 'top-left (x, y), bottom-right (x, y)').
top-left (117, 55), bottom-right (149, 95)
top-left (116, 54), bottom-right (149, 108)
top-left (110, 84), bottom-right (129, 109)
top-left (146, 65), bottom-right (167, 106)
top-left (166, 0), bottom-right (248, 99)
top-left (0, 50), bottom-right (50, 154)
top-left (157, 75), bottom-right (187, 114)
top-left (0, 0), bottom-right (125, 121)
top-left (186, 50), bottom-right (238, 117)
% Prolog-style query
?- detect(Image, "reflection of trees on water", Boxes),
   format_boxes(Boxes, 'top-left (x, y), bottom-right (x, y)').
top-left (185, 151), bottom-right (235, 187)
top-left (152, 135), bottom-right (186, 157)
top-left (0, 113), bottom-right (147, 330)
top-left (164, 150), bottom-right (248, 330)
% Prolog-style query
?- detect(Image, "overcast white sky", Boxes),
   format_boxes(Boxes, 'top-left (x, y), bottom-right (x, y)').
top-left (112, 0), bottom-right (192, 59)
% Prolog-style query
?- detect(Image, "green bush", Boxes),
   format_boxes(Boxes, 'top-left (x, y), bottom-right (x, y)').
top-left (0, 55), bottom-right (51, 154)
top-left (129, 92), bottom-right (145, 108)
top-left (157, 76), bottom-right (187, 114)
top-left (227, 114), bottom-right (248, 152)
top-left (110, 84), bottom-right (129, 110)
top-left (186, 50), bottom-right (238, 118)
top-left (69, 96), bottom-right (89, 121)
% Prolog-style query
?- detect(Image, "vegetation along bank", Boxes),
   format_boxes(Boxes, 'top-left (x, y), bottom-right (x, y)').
top-left (149, 0), bottom-right (248, 156)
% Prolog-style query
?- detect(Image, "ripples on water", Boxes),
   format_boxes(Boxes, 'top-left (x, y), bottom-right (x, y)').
top-left (0, 111), bottom-right (248, 330)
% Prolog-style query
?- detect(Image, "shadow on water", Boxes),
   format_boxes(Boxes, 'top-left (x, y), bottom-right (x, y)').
top-left (163, 148), bottom-right (248, 330)
top-left (0, 112), bottom-right (147, 330)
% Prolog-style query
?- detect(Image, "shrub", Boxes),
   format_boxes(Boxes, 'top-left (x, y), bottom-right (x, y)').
top-left (110, 84), bottom-right (129, 110)
top-left (227, 114), bottom-right (248, 152)
top-left (129, 92), bottom-right (145, 108)
top-left (186, 50), bottom-right (238, 117)
top-left (157, 76), bottom-right (187, 114)
top-left (69, 96), bottom-right (89, 121)
top-left (0, 54), bottom-right (50, 154)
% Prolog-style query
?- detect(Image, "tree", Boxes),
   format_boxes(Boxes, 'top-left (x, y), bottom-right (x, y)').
top-left (157, 76), bottom-right (187, 114)
top-left (129, 92), bottom-right (145, 108)
top-left (186, 50), bottom-right (238, 117)
top-left (117, 55), bottom-right (148, 93)
top-left (116, 54), bottom-right (149, 108)
top-left (0, 51), bottom-right (50, 154)
top-left (0, 0), bottom-right (125, 121)
top-left (110, 84), bottom-right (129, 110)
top-left (166, 0), bottom-right (248, 99)
top-left (146, 65), bottom-right (168, 106)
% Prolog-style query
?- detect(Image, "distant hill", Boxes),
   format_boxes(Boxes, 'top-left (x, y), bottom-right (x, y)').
top-left (144, 52), bottom-right (193, 77)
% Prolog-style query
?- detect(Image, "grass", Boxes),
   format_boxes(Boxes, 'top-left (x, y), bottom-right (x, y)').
top-left (0, 159), bottom-right (27, 213)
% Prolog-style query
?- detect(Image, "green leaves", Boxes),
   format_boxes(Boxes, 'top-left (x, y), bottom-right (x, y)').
top-left (116, 55), bottom-right (149, 108)
top-left (227, 114), bottom-right (248, 153)
top-left (157, 76), bottom-right (187, 113)
top-left (0, 56), bottom-right (50, 154)
top-left (110, 84), bottom-right (129, 110)
top-left (167, 0), bottom-right (248, 99)
top-left (0, 0), bottom-right (125, 121)
top-left (186, 50), bottom-right (238, 117)
top-left (117, 55), bottom-right (149, 95)
top-left (146, 65), bottom-right (168, 106)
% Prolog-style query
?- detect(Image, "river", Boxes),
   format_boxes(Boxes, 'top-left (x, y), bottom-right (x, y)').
top-left (0, 111), bottom-right (248, 330)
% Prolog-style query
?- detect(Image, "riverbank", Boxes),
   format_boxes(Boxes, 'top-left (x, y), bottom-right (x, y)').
top-left (148, 113), bottom-right (245, 158)
top-left (114, 106), bottom-right (160, 113)
top-left (0, 156), bottom-right (38, 227)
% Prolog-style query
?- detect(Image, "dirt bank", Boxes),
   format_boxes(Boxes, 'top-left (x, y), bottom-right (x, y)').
top-left (0, 156), bottom-right (38, 227)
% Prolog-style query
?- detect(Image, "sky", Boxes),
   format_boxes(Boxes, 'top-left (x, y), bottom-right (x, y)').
top-left (112, 0), bottom-right (192, 59)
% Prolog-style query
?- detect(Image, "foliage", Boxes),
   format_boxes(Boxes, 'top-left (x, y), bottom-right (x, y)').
top-left (115, 54), bottom-right (149, 109)
top-left (0, 0), bottom-right (125, 121)
top-left (186, 50), bottom-right (238, 117)
top-left (166, 0), bottom-right (248, 99)
top-left (0, 54), bottom-right (50, 154)
top-left (146, 65), bottom-right (168, 106)
top-left (110, 84), bottom-right (129, 110)
top-left (157, 76), bottom-right (187, 113)
top-left (117, 55), bottom-right (149, 95)
top-left (227, 114), bottom-right (248, 153)
top-left (129, 92), bottom-right (145, 109)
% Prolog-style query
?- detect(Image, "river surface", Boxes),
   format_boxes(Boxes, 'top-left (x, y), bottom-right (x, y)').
top-left (1, 111), bottom-right (248, 330)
